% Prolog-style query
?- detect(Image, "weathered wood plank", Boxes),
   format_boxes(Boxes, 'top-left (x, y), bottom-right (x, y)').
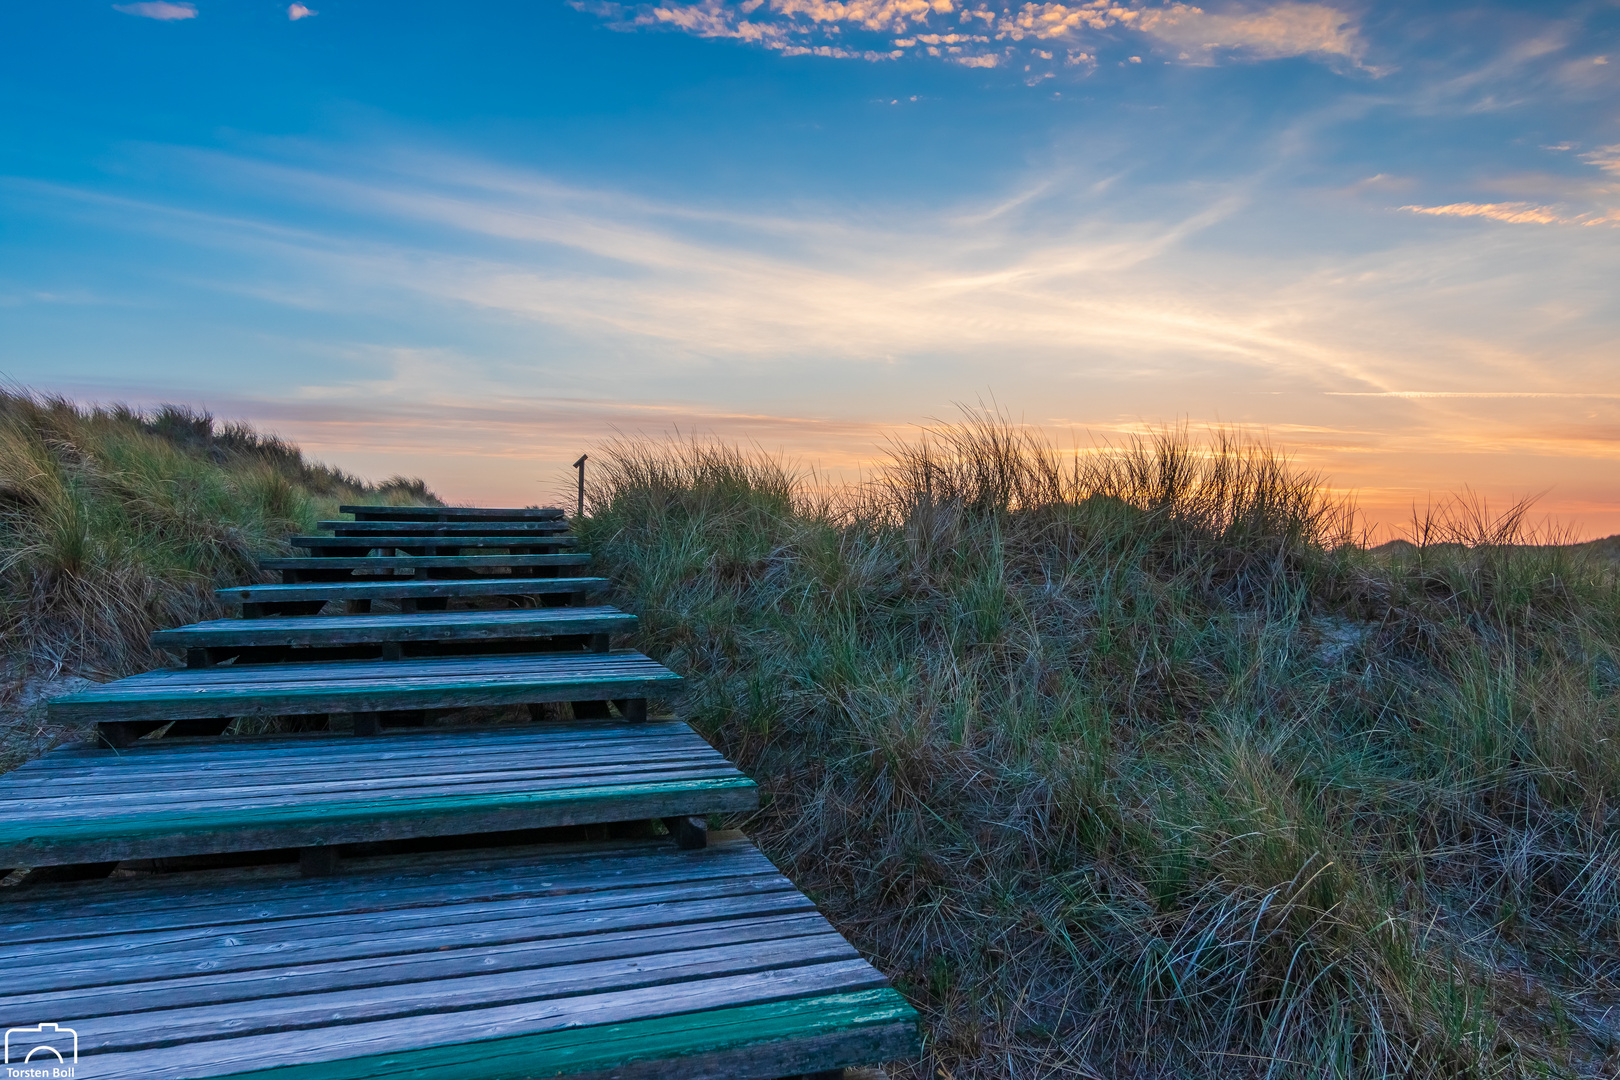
top-left (15, 719), bottom-right (702, 769)
top-left (58, 935), bottom-right (863, 1048)
top-left (47, 651), bottom-right (680, 724)
top-left (290, 535), bottom-right (579, 550)
top-left (339, 505), bottom-right (565, 522)
top-left (3, 840), bottom-right (790, 942)
top-left (260, 554), bottom-right (590, 573)
top-left (6, 745), bottom-right (729, 793)
top-left (6, 728), bottom-right (718, 788)
top-left (153, 606), bottom-right (632, 650)
top-left (6, 874), bottom-right (797, 968)
top-left (0, 776), bottom-right (757, 866)
top-left (5, 757), bottom-right (745, 812)
top-left (0, 837), bottom-right (915, 1080)
top-left (15, 913), bottom-right (839, 1015)
top-left (0, 727), bottom-right (737, 870)
top-left (77, 962), bottom-right (892, 1076)
top-left (2, 895), bottom-right (820, 993)
top-left (321, 520), bottom-right (572, 535)
top-left (219, 578), bottom-right (607, 606)
top-left (197, 991), bottom-right (919, 1080)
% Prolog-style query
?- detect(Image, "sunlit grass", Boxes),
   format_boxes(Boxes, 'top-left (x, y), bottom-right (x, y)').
top-left (0, 390), bottom-right (434, 682)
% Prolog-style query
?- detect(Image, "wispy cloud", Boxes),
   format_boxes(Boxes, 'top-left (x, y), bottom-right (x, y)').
top-left (1582, 144), bottom-right (1620, 177)
top-left (1399, 201), bottom-right (1620, 226)
top-left (1137, 3), bottom-right (1369, 68)
top-left (10, 137), bottom-right (1620, 529)
top-left (578, 1), bottom-right (1370, 73)
top-left (113, 2), bottom-right (197, 20)
top-left (288, 3), bottom-right (316, 20)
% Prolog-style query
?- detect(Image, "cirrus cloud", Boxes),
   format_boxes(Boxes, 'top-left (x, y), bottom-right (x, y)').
top-left (1136, 2), bottom-right (1368, 67)
top-left (1400, 201), bottom-right (1620, 227)
top-left (113, 2), bottom-right (197, 19)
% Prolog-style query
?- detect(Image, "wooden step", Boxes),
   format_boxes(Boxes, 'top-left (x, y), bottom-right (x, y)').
top-left (322, 520), bottom-right (573, 536)
top-left (49, 651), bottom-right (682, 729)
top-left (341, 504), bottom-right (565, 522)
top-left (262, 553), bottom-right (591, 583)
top-left (291, 535), bottom-right (579, 551)
top-left (0, 721), bottom-right (755, 867)
top-left (153, 607), bottom-right (635, 662)
top-left (219, 577), bottom-right (609, 613)
top-left (0, 837), bottom-right (917, 1079)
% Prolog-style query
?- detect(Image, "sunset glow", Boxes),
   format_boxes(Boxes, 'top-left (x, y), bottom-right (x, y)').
top-left (3, 2), bottom-right (1617, 536)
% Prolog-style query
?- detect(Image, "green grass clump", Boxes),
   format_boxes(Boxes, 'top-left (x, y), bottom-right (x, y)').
top-left (0, 390), bottom-right (435, 684)
top-left (580, 415), bottom-right (1620, 1079)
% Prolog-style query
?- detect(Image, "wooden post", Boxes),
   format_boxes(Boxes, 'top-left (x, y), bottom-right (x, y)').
top-left (573, 454), bottom-right (588, 519)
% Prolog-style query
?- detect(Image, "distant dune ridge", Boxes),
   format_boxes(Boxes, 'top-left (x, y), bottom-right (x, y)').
top-left (0, 389), bottom-right (437, 765)
top-left (4, 395), bottom-right (1619, 1078)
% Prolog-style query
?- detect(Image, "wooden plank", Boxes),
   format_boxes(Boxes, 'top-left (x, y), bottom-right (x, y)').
top-left (6, 744), bottom-right (730, 793)
top-left (321, 520), bottom-right (573, 535)
top-left (153, 606), bottom-right (632, 650)
top-left (3, 894), bottom-right (819, 992)
top-left (4, 753), bottom-right (724, 800)
top-left (17, 913), bottom-right (839, 1016)
top-left (202, 990), bottom-right (919, 1080)
top-left (4, 757), bottom-right (745, 812)
top-left (339, 505), bottom-right (565, 521)
top-left (2, 757), bottom-right (737, 803)
top-left (0, 775), bottom-right (757, 866)
top-left (290, 535), bottom-right (579, 550)
top-left (3, 836), bottom-right (786, 939)
top-left (260, 555), bottom-right (590, 573)
top-left (57, 934), bottom-right (862, 1047)
top-left (8, 894), bottom-right (815, 990)
top-left (0, 837), bottom-right (793, 947)
top-left (15, 720), bottom-right (702, 770)
top-left (0, 844), bottom-right (785, 939)
top-left (0, 838), bottom-right (916, 1080)
top-left (219, 578), bottom-right (606, 606)
top-left (5, 724), bottom-right (716, 786)
top-left (78, 962), bottom-right (892, 1076)
top-left (47, 651), bottom-right (682, 724)
top-left (5, 873), bottom-right (802, 966)
top-left (0, 722), bottom-right (751, 865)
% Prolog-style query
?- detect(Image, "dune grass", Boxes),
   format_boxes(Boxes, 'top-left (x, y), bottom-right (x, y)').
top-left (0, 390), bottom-right (435, 688)
top-left (579, 416), bottom-right (1620, 1079)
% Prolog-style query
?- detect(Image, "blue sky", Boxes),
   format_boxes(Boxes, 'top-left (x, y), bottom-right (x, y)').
top-left (2, 1), bottom-right (1618, 531)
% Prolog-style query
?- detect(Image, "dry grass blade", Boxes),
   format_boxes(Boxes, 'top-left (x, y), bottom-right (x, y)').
top-left (581, 410), bottom-right (1620, 1080)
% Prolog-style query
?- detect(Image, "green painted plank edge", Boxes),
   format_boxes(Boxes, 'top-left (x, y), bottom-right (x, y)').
top-left (0, 776), bottom-right (757, 848)
top-left (339, 505), bottom-right (565, 519)
top-left (211, 988), bottom-right (918, 1080)
top-left (47, 660), bottom-right (683, 722)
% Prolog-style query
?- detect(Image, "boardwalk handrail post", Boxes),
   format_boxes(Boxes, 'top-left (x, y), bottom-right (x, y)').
top-left (573, 454), bottom-right (588, 519)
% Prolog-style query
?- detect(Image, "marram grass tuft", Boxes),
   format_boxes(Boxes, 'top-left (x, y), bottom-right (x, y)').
top-left (580, 415), bottom-right (1620, 1080)
top-left (0, 390), bottom-right (437, 688)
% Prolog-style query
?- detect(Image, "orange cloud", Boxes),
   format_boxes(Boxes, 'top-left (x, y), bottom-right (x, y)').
top-left (587, 1), bottom-right (1373, 73)
top-left (1399, 201), bottom-right (1620, 227)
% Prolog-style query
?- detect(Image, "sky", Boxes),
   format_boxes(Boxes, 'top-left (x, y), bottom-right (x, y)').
top-left (1, 1), bottom-right (1618, 535)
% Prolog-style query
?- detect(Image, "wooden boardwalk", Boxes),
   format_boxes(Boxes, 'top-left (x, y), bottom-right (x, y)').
top-left (1, 503), bottom-right (916, 1078)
